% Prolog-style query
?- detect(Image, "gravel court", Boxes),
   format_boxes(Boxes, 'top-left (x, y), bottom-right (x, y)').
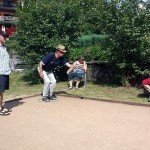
top-left (0, 95), bottom-right (150, 150)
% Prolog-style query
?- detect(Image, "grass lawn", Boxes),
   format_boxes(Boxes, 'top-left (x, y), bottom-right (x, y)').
top-left (4, 72), bottom-right (149, 104)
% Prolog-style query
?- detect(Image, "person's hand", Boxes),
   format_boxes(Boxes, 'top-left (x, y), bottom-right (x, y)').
top-left (83, 61), bottom-right (86, 65)
top-left (67, 68), bottom-right (73, 74)
top-left (40, 72), bottom-right (44, 79)
top-left (67, 70), bottom-right (70, 74)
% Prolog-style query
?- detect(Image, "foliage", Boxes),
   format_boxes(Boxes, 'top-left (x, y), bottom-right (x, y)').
top-left (21, 65), bottom-right (41, 84)
top-left (14, 0), bottom-right (83, 83)
top-left (76, 34), bottom-right (106, 47)
top-left (15, 0), bottom-right (82, 65)
top-left (14, 0), bottom-right (150, 85)
top-left (68, 45), bottom-right (106, 62)
top-left (5, 37), bottom-right (17, 56)
top-left (101, 0), bottom-right (150, 86)
top-left (78, 0), bottom-right (107, 34)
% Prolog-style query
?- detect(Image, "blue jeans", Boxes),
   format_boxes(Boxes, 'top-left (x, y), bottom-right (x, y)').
top-left (68, 69), bottom-right (85, 81)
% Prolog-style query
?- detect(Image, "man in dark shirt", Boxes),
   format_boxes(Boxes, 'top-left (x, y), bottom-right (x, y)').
top-left (38, 45), bottom-right (73, 101)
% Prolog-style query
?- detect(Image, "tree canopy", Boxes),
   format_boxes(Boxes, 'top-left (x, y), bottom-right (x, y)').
top-left (14, 0), bottom-right (150, 85)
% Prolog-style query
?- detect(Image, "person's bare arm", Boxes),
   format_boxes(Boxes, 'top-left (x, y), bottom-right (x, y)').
top-left (83, 61), bottom-right (87, 72)
top-left (65, 62), bottom-right (74, 74)
top-left (65, 62), bottom-right (74, 68)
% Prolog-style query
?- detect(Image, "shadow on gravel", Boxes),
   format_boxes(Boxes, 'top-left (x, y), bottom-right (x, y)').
top-left (39, 91), bottom-right (74, 96)
top-left (4, 98), bottom-right (25, 110)
top-left (55, 91), bottom-right (70, 95)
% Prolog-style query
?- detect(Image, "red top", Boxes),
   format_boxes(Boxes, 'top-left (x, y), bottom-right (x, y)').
top-left (142, 78), bottom-right (150, 85)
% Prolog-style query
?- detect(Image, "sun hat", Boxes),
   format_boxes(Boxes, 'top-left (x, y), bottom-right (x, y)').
top-left (57, 45), bottom-right (66, 53)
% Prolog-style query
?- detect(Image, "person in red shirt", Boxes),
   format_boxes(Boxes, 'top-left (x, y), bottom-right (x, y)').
top-left (142, 72), bottom-right (150, 102)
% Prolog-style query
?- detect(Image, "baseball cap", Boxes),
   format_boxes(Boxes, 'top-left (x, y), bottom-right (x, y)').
top-left (0, 31), bottom-right (8, 37)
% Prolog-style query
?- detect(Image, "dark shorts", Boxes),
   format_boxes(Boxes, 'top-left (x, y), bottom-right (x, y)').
top-left (0, 75), bottom-right (9, 92)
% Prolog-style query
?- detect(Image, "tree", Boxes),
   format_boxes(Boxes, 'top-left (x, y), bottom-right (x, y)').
top-left (15, 0), bottom-right (150, 85)
top-left (15, 0), bottom-right (82, 83)
top-left (15, 0), bottom-right (82, 64)
top-left (100, 0), bottom-right (150, 85)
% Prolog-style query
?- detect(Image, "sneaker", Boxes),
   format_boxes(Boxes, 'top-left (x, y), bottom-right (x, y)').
top-left (40, 96), bottom-right (49, 102)
top-left (51, 93), bottom-right (57, 100)
top-left (49, 94), bottom-right (58, 101)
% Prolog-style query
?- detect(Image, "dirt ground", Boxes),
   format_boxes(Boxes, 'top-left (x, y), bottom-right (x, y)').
top-left (0, 95), bottom-right (150, 150)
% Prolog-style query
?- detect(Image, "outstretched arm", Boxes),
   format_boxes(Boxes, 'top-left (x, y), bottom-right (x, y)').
top-left (65, 62), bottom-right (74, 68)
top-left (65, 62), bottom-right (74, 74)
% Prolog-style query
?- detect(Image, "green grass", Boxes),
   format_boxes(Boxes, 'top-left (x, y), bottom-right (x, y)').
top-left (4, 72), bottom-right (148, 104)
top-left (5, 72), bottom-right (43, 101)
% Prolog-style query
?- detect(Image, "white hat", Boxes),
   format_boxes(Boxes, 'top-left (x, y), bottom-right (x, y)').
top-left (57, 45), bottom-right (66, 53)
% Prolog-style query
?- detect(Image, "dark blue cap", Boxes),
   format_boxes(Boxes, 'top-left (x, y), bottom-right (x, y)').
top-left (0, 31), bottom-right (8, 37)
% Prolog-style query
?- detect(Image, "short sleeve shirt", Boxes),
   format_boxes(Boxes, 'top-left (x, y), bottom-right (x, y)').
top-left (142, 78), bottom-right (150, 85)
top-left (41, 52), bottom-right (67, 72)
top-left (73, 61), bottom-right (84, 70)
top-left (0, 45), bottom-right (11, 75)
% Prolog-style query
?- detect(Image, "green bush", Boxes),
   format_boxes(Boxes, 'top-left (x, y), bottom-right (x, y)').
top-left (68, 44), bottom-right (106, 62)
top-left (15, 0), bottom-right (82, 66)
top-left (76, 34), bottom-right (106, 47)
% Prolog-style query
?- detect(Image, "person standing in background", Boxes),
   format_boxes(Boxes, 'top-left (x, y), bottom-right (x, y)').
top-left (0, 32), bottom-right (12, 116)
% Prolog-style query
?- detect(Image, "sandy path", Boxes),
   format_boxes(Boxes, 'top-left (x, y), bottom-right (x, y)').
top-left (0, 96), bottom-right (150, 150)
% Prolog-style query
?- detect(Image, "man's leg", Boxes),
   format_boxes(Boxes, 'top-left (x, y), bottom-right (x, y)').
top-left (0, 92), bottom-right (3, 109)
top-left (37, 67), bottom-right (50, 100)
top-left (47, 72), bottom-right (56, 99)
top-left (0, 76), bottom-right (10, 115)
top-left (0, 92), bottom-right (10, 115)
top-left (42, 71), bottom-right (51, 99)
top-left (0, 75), bottom-right (4, 109)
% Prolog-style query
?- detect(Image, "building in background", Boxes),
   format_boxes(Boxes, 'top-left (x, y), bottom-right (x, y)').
top-left (0, 0), bottom-right (17, 37)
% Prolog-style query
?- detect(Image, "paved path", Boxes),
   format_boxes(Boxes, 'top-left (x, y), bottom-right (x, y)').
top-left (0, 96), bottom-right (150, 150)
